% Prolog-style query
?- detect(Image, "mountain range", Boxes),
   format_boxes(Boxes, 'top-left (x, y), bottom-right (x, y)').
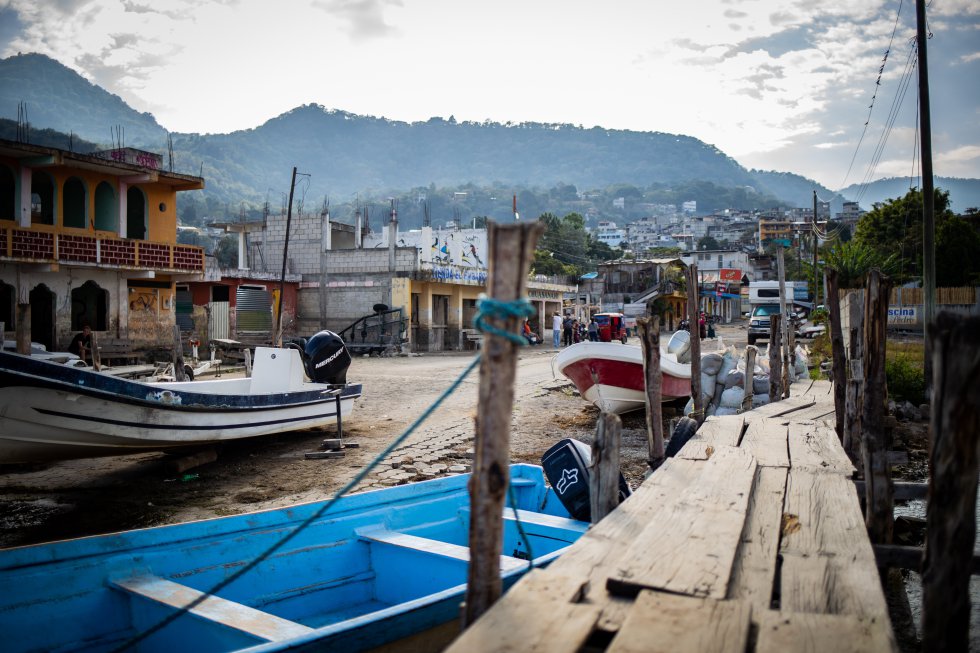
top-left (1, 52), bottom-right (977, 216)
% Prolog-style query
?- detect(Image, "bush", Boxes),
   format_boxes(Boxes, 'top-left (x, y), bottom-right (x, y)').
top-left (886, 355), bottom-right (926, 405)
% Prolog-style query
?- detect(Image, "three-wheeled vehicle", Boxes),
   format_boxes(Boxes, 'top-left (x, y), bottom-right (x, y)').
top-left (594, 312), bottom-right (629, 344)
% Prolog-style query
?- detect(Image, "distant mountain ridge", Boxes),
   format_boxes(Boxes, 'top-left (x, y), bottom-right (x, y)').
top-left (2, 52), bottom-right (977, 215)
top-left (838, 177), bottom-right (980, 214)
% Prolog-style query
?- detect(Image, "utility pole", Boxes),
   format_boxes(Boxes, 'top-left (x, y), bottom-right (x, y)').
top-left (276, 166), bottom-right (298, 346)
top-left (917, 0), bottom-right (936, 391)
top-left (813, 191), bottom-right (819, 307)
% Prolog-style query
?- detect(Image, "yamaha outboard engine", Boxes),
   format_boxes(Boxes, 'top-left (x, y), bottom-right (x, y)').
top-left (541, 438), bottom-right (632, 522)
top-left (304, 330), bottom-right (352, 385)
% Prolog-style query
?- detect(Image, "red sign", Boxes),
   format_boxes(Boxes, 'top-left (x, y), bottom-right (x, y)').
top-left (719, 268), bottom-right (741, 282)
top-left (715, 282), bottom-right (725, 298)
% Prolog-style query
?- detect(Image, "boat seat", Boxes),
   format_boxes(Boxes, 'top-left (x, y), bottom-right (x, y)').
top-left (112, 575), bottom-right (313, 643)
top-left (357, 528), bottom-right (526, 572)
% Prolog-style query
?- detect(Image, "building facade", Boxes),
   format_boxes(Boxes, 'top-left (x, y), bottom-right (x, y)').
top-left (0, 139), bottom-right (205, 351)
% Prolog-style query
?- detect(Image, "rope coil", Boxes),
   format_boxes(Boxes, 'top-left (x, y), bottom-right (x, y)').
top-left (474, 295), bottom-right (536, 345)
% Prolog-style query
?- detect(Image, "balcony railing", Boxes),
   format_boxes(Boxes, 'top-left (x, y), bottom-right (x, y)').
top-left (0, 226), bottom-right (204, 273)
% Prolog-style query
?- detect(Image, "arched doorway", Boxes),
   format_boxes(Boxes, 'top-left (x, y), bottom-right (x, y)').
top-left (63, 177), bottom-right (87, 229)
top-left (94, 181), bottom-right (117, 232)
top-left (29, 284), bottom-right (55, 350)
top-left (0, 282), bottom-right (13, 333)
top-left (127, 186), bottom-right (146, 240)
top-left (71, 280), bottom-right (108, 331)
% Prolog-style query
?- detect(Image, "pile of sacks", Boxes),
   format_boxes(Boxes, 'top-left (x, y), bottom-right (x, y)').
top-left (684, 344), bottom-right (810, 417)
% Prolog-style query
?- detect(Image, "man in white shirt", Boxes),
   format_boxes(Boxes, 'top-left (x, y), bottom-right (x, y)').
top-left (552, 312), bottom-right (562, 348)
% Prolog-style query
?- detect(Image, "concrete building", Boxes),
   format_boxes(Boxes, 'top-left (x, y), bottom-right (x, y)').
top-left (250, 210), bottom-right (573, 352)
top-left (0, 139), bottom-right (205, 351)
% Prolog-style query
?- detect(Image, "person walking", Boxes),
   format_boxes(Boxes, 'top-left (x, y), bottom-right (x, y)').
top-left (552, 312), bottom-right (562, 348)
top-left (562, 314), bottom-right (573, 347)
top-left (588, 317), bottom-right (598, 342)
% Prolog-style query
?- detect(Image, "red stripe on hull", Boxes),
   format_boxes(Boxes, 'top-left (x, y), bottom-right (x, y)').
top-left (561, 357), bottom-right (690, 401)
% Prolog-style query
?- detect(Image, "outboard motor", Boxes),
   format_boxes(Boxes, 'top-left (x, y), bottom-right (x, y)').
top-left (303, 330), bottom-right (352, 385)
top-left (541, 438), bottom-right (632, 522)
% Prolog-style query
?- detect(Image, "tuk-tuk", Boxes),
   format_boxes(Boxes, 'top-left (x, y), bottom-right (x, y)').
top-left (594, 312), bottom-right (629, 344)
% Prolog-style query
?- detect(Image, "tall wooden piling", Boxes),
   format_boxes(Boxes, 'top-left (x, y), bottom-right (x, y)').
top-left (769, 314), bottom-right (782, 402)
top-left (172, 325), bottom-right (188, 382)
top-left (922, 313), bottom-right (980, 652)
top-left (777, 247), bottom-right (791, 397)
top-left (861, 269), bottom-right (893, 544)
top-left (90, 331), bottom-right (102, 372)
top-left (464, 221), bottom-right (543, 627)
top-left (742, 346), bottom-right (756, 412)
top-left (827, 270), bottom-right (846, 441)
top-left (687, 264), bottom-right (703, 424)
top-left (590, 412), bottom-right (623, 524)
top-left (15, 303), bottom-right (30, 355)
top-left (636, 316), bottom-right (664, 467)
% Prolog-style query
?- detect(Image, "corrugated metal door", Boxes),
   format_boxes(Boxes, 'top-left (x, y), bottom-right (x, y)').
top-left (236, 286), bottom-right (272, 338)
top-left (175, 288), bottom-right (193, 332)
top-left (208, 301), bottom-right (230, 340)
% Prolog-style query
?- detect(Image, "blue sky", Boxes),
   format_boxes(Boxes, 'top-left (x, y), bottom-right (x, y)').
top-left (1, 0), bottom-right (977, 189)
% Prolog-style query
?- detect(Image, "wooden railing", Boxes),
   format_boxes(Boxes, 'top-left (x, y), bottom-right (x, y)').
top-left (0, 226), bottom-right (204, 273)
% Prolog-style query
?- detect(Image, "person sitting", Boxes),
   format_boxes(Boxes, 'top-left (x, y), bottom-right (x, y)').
top-left (68, 325), bottom-right (92, 361)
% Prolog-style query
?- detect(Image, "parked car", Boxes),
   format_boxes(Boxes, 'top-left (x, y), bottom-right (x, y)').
top-left (747, 303), bottom-right (802, 345)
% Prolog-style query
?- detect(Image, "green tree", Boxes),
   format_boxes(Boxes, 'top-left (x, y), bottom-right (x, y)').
top-left (935, 216), bottom-right (980, 286)
top-left (214, 235), bottom-right (238, 268)
top-left (823, 240), bottom-right (900, 288)
top-left (853, 188), bottom-right (956, 284)
top-left (697, 235), bottom-right (720, 250)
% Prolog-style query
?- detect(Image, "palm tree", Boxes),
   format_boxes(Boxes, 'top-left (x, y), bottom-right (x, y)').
top-left (823, 240), bottom-right (900, 289)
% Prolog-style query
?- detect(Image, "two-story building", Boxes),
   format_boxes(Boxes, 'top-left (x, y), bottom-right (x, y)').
top-left (0, 139), bottom-right (205, 351)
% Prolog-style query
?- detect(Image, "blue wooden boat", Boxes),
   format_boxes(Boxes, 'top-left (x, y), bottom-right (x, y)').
top-left (0, 464), bottom-right (587, 652)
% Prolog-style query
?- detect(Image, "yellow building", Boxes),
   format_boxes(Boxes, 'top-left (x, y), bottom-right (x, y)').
top-left (758, 219), bottom-right (794, 243)
top-left (0, 139), bottom-right (205, 351)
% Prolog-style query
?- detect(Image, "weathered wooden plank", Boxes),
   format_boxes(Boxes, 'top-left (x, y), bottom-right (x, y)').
top-left (787, 422), bottom-right (856, 475)
top-left (791, 405), bottom-right (836, 423)
top-left (744, 395), bottom-right (815, 421)
top-left (779, 469), bottom-right (889, 619)
top-left (690, 415), bottom-right (744, 447)
top-left (446, 569), bottom-right (599, 653)
top-left (727, 467), bottom-right (788, 609)
top-left (739, 419), bottom-right (789, 468)
top-left (674, 440), bottom-right (717, 461)
top-left (755, 610), bottom-right (897, 653)
top-left (606, 446), bottom-right (757, 599)
top-left (606, 591), bottom-right (751, 653)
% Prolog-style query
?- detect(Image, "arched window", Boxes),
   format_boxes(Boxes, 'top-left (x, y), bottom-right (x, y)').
top-left (71, 280), bottom-right (108, 331)
top-left (94, 181), bottom-right (116, 232)
top-left (31, 170), bottom-right (55, 225)
top-left (0, 165), bottom-right (14, 222)
top-left (29, 284), bottom-right (55, 350)
top-left (63, 177), bottom-right (87, 229)
top-left (127, 186), bottom-right (147, 240)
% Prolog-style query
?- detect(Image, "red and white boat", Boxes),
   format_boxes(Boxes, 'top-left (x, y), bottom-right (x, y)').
top-left (554, 332), bottom-right (724, 414)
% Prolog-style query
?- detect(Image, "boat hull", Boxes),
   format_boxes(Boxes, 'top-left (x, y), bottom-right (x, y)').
top-left (554, 341), bottom-right (691, 414)
top-left (0, 465), bottom-right (587, 653)
top-left (0, 349), bottom-right (361, 462)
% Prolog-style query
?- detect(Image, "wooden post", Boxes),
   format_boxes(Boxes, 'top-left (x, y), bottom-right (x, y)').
top-left (844, 357), bottom-right (864, 460)
top-left (861, 269), bottom-right (893, 544)
top-left (742, 345), bottom-right (757, 412)
top-left (921, 313), bottom-right (980, 652)
top-left (15, 303), bottom-right (30, 355)
top-left (785, 324), bottom-right (795, 398)
top-left (244, 347), bottom-right (252, 378)
top-left (827, 270), bottom-right (847, 441)
top-left (769, 314), bottom-right (782, 402)
top-left (590, 412), bottom-right (623, 524)
top-left (687, 264), bottom-right (703, 424)
top-left (777, 247), bottom-right (791, 397)
top-left (636, 316), bottom-right (664, 468)
top-left (172, 325), bottom-right (188, 382)
top-left (90, 331), bottom-right (102, 372)
top-left (464, 221), bottom-right (543, 627)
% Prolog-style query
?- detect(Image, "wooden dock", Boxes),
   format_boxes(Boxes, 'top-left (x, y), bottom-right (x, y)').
top-left (448, 378), bottom-right (897, 652)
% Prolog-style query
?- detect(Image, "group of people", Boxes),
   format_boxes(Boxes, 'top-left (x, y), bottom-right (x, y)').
top-left (551, 312), bottom-right (600, 348)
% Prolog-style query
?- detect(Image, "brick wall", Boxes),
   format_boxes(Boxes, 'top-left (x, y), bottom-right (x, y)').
top-left (57, 234), bottom-right (98, 264)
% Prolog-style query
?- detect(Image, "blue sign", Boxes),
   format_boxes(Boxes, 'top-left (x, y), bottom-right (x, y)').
top-left (431, 266), bottom-right (488, 284)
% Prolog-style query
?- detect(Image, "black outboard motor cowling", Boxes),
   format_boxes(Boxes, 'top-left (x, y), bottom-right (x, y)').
top-left (304, 330), bottom-right (352, 385)
top-left (541, 438), bottom-right (631, 522)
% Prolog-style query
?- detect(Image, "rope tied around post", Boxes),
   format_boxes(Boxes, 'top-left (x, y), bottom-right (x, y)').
top-left (474, 295), bottom-right (536, 345)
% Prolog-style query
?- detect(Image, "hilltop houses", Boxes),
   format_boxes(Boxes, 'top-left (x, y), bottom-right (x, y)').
top-left (0, 139), bottom-right (205, 352)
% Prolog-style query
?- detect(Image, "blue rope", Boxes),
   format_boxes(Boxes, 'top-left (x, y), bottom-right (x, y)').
top-left (115, 355), bottom-right (481, 651)
top-left (474, 295), bottom-right (536, 345)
